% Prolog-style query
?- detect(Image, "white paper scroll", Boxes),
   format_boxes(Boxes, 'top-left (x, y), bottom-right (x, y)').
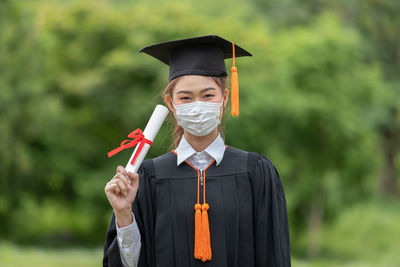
top-left (125, 104), bottom-right (169, 173)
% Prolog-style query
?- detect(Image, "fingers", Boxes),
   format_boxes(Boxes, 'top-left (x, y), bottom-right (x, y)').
top-left (116, 173), bottom-right (131, 187)
top-left (106, 179), bottom-right (129, 196)
top-left (116, 165), bottom-right (128, 176)
top-left (105, 166), bottom-right (139, 198)
top-left (116, 179), bottom-right (128, 195)
top-left (106, 169), bottom-right (131, 196)
top-left (116, 166), bottom-right (132, 185)
top-left (105, 181), bottom-right (121, 195)
top-left (116, 173), bottom-right (132, 194)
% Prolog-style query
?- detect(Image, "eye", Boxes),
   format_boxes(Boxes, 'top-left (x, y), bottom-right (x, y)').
top-left (203, 94), bottom-right (214, 98)
top-left (180, 96), bottom-right (192, 100)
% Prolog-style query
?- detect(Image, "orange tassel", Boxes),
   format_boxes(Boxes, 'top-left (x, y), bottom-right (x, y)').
top-left (194, 203), bottom-right (202, 259)
top-left (231, 42), bottom-right (239, 117)
top-left (201, 203), bottom-right (212, 261)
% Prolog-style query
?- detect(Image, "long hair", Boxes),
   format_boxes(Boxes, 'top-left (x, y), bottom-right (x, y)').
top-left (161, 75), bottom-right (228, 150)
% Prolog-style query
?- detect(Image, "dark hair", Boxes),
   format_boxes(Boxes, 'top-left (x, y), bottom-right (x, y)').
top-left (161, 75), bottom-right (228, 150)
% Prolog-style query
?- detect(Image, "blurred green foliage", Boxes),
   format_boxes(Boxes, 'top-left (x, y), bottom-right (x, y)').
top-left (0, 0), bottom-right (399, 264)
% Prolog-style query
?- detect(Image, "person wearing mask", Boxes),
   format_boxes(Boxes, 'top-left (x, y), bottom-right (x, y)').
top-left (103, 35), bottom-right (291, 267)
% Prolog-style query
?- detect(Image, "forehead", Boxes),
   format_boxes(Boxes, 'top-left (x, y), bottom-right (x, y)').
top-left (173, 75), bottom-right (220, 94)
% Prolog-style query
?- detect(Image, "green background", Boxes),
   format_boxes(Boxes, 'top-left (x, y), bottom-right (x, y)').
top-left (1, 0), bottom-right (399, 266)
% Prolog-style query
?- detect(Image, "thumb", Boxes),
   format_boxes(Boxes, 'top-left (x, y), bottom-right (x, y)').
top-left (128, 171), bottom-right (139, 187)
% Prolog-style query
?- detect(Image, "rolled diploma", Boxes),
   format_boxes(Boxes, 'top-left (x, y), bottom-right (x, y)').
top-left (125, 104), bottom-right (169, 174)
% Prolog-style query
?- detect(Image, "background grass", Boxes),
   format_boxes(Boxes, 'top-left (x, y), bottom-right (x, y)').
top-left (1, 199), bottom-right (398, 266)
top-left (0, 242), bottom-right (103, 267)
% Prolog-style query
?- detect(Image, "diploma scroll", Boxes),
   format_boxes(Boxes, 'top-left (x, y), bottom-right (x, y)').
top-left (125, 104), bottom-right (169, 174)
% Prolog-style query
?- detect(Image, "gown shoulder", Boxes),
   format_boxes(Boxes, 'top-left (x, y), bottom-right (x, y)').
top-left (245, 150), bottom-right (291, 266)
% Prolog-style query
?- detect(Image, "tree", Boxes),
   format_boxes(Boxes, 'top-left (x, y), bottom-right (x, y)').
top-left (228, 13), bottom-right (388, 257)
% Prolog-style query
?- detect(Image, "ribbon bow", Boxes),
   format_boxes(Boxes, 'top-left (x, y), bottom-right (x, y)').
top-left (107, 128), bottom-right (152, 165)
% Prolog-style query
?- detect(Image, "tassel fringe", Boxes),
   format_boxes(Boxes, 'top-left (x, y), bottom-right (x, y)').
top-left (230, 66), bottom-right (239, 117)
top-left (201, 203), bottom-right (212, 261)
top-left (230, 42), bottom-right (239, 117)
top-left (194, 203), bottom-right (202, 259)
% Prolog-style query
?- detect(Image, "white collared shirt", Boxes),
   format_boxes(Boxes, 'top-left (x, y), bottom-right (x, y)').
top-left (116, 132), bottom-right (226, 267)
top-left (175, 132), bottom-right (226, 170)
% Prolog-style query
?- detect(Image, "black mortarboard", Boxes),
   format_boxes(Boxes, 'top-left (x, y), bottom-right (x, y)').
top-left (139, 34), bottom-right (252, 117)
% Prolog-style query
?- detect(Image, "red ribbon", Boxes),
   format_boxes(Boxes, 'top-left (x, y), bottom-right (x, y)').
top-left (107, 128), bottom-right (152, 165)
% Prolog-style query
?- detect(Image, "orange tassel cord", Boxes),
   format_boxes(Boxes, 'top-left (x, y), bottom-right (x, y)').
top-left (199, 161), bottom-right (214, 261)
top-left (191, 165), bottom-right (203, 260)
top-left (194, 203), bottom-right (202, 259)
top-left (201, 203), bottom-right (211, 261)
top-left (173, 150), bottom-right (214, 262)
top-left (231, 41), bottom-right (239, 117)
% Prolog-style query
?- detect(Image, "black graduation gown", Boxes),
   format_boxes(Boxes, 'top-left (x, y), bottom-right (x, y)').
top-left (103, 146), bottom-right (291, 267)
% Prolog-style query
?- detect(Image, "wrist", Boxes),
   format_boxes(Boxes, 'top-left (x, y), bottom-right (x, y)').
top-left (114, 209), bottom-right (133, 228)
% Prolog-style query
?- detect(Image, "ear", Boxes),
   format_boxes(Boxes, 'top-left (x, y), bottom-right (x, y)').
top-left (164, 95), bottom-right (175, 112)
top-left (223, 88), bottom-right (229, 109)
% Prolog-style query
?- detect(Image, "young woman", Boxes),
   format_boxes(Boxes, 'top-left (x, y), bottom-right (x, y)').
top-left (103, 35), bottom-right (291, 267)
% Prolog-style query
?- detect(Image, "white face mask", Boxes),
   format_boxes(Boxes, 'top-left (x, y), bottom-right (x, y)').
top-left (171, 97), bottom-right (224, 136)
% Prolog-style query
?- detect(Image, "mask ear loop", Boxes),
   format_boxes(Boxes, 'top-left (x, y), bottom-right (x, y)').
top-left (219, 95), bottom-right (225, 107)
top-left (167, 94), bottom-right (177, 109)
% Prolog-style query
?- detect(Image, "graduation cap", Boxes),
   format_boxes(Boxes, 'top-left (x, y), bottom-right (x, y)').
top-left (139, 35), bottom-right (252, 117)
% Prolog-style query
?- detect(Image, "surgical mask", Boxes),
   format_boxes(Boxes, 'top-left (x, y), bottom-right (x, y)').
top-left (171, 97), bottom-right (224, 136)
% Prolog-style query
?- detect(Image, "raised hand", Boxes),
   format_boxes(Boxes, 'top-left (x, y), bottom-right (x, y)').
top-left (105, 165), bottom-right (139, 227)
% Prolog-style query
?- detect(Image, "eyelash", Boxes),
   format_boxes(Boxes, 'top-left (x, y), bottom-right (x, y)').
top-left (179, 94), bottom-right (214, 100)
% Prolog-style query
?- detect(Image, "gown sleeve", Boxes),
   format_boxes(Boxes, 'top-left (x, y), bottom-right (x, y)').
top-left (103, 160), bottom-right (156, 267)
top-left (248, 152), bottom-right (291, 267)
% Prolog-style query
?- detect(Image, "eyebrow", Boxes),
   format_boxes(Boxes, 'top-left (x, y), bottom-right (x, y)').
top-left (176, 87), bottom-right (217, 94)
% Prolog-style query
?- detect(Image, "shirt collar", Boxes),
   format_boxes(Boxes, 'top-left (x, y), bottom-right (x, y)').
top-left (175, 133), bottom-right (226, 166)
